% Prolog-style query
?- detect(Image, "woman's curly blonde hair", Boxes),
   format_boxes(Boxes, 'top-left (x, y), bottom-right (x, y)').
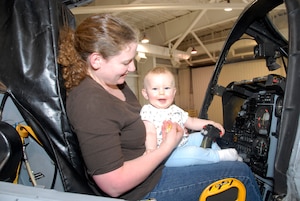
top-left (57, 14), bottom-right (139, 92)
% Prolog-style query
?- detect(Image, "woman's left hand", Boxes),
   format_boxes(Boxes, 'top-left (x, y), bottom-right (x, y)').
top-left (160, 120), bottom-right (184, 150)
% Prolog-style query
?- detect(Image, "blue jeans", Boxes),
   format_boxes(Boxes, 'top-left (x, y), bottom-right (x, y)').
top-left (143, 161), bottom-right (262, 201)
top-left (165, 132), bottom-right (221, 167)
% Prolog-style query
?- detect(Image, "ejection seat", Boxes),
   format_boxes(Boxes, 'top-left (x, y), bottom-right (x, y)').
top-left (0, 0), bottom-right (102, 195)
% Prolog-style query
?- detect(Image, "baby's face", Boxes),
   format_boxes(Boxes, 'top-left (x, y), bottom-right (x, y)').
top-left (143, 73), bottom-right (176, 109)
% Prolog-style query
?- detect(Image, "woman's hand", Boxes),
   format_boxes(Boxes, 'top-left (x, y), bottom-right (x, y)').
top-left (160, 120), bottom-right (184, 150)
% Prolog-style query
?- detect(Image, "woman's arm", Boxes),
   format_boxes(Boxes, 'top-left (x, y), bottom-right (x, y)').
top-left (143, 121), bottom-right (158, 153)
top-left (93, 121), bottom-right (183, 197)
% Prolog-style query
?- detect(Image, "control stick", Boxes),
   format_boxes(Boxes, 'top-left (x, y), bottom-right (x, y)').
top-left (200, 124), bottom-right (221, 148)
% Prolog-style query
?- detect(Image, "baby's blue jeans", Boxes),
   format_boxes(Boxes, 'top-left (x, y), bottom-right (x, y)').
top-left (165, 132), bottom-right (221, 167)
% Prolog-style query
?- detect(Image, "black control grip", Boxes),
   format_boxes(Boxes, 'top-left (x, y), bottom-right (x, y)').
top-left (200, 124), bottom-right (221, 148)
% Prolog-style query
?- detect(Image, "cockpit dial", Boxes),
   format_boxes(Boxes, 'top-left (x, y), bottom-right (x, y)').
top-left (255, 106), bottom-right (272, 135)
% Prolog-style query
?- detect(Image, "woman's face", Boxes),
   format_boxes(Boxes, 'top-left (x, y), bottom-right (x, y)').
top-left (94, 42), bottom-right (137, 87)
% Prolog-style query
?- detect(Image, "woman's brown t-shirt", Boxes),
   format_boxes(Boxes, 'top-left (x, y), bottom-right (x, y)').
top-left (66, 77), bottom-right (163, 200)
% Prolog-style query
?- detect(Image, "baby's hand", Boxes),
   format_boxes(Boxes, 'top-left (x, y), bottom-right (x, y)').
top-left (212, 122), bottom-right (225, 137)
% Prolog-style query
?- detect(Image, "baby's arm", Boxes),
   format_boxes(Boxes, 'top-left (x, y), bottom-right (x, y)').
top-left (184, 117), bottom-right (225, 135)
top-left (143, 121), bottom-right (158, 153)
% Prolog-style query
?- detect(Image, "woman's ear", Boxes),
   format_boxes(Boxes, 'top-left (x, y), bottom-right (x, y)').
top-left (89, 53), bottom-right (102, 70)
top-left (141, 88), bottom-right (149, 100)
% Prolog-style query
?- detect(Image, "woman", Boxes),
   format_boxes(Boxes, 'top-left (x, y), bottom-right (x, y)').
top-left (58, 14), bottom-right (262, 201)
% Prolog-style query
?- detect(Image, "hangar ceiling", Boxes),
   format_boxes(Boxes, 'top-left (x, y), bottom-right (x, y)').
top-left (68, 0), bottom-right (287, 67)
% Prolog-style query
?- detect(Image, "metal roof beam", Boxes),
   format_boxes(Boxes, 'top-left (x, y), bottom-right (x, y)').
top-left (171, 10), bottom-right (207, 52)
top-left (71, 3), bottom-right (249, 15)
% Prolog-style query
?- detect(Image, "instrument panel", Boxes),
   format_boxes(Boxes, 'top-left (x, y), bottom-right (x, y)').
top-left (218, 74), bottom-right (285, 200)
top-left (231, 92), bottom-right (279, 177)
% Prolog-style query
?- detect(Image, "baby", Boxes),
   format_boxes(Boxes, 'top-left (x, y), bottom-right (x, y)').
top-left (140, 66), bottom-right (242, 167)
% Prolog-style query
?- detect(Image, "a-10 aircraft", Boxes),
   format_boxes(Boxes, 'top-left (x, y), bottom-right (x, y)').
top-left (0, 0), bottom-right (299, 200)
